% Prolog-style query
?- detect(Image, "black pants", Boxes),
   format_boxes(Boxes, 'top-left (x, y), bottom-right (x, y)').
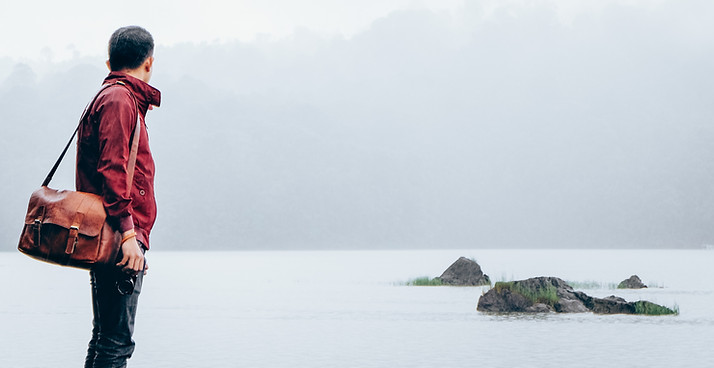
top-left (84, 258), bottom-right (144, 368)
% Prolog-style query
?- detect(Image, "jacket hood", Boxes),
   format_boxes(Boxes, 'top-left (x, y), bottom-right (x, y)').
top-left (103, 72), bottom-right (161, 116)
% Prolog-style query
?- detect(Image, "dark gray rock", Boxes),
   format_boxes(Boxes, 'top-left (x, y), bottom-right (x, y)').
top-left (618, 275), bottom-right (647, 289)
top-left (477, 276), bottom-right (565, 313)
top-left (554, 298), bottom-right (589, 313)
top-left (477, 284), bottom-right (534, 312)
top-left (525, 303), bottom-right (553, 313)
top-left (589, 295), bottom-right (636, 314)
top-left (477, 276), bottom-right (672, 315)
top-left (436, 257), bottom-right (491, 286)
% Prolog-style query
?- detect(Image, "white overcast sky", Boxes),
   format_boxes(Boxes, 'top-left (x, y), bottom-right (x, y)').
top-left (1, 0), bottom-right (667, 62)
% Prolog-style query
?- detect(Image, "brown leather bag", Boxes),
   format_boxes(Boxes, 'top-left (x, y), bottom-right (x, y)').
top-left (18, 82), bottom-right (140, 270)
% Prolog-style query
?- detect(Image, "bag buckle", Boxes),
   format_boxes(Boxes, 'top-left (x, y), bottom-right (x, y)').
top-left (32, 207), bottom-right (45, 248)
top-left (66, 225), bottom-right (79, 254)
top-left (33, 219), bottom-right (42, 247)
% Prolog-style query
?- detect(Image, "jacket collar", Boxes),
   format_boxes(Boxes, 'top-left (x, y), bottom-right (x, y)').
top-left (103, 72), bottom-right (161, 115)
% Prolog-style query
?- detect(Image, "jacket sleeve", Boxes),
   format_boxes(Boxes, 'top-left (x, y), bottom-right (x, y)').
top-left (95, 89), bottom-right (137, 233)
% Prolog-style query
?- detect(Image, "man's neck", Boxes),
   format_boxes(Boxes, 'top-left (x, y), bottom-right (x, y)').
top-left (124, 69), bottom-right (150, 84)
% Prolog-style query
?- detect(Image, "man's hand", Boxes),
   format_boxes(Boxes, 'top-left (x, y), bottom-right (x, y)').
top-left (116, 232), bottom-right (145, 276)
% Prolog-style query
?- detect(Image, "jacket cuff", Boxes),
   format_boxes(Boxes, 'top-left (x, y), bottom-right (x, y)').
top-left (118, 215), bottom-right (135, 234)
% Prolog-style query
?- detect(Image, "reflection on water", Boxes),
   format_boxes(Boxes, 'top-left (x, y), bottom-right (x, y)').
top-left (2, 249), bottom-right (713, 367)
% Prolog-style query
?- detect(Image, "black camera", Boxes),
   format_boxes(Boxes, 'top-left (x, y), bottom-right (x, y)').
top-left (116, 275), bottom-right (136, 295)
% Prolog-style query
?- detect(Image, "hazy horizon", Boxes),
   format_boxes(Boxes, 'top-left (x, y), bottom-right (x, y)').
top-left (3, 1), bottom-right (714, 250)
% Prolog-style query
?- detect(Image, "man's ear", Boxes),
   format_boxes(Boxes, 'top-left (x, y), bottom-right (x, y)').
top-left (106, 60), bottom-right (111, 71)
top-left (144, 56), bottom-right (154, 72)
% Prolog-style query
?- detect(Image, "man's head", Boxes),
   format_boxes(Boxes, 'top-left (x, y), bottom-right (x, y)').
top-left (107, 26), bottom-right (154, 82)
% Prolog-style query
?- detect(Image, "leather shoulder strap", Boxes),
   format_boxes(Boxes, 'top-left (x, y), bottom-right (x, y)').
top-left (118, 82), bottom-right (142, 190)
top-left (42, 82), bottom-right (141, 188)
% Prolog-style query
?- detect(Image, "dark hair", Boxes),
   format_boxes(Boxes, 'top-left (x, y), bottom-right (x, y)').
top-left (108, 26), bottom-right (154, 71)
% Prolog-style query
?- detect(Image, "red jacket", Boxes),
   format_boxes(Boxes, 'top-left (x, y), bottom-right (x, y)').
top-left (76, 72), bottom-right (161, 249)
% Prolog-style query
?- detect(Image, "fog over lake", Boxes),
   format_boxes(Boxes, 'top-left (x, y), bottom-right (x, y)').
top-left (2, 1), bottom-right (714, 250)
top-left (3, 249), bottom-right (714, 367)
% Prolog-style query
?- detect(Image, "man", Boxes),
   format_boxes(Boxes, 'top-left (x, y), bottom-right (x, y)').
top-left (76, 26), bottom-right (161, 368)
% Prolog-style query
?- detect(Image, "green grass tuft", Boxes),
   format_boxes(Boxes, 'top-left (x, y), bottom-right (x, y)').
top-left (494, 281), bottom-right (559, 306)
top-left (633, 301), bottom-right (678, 315)
top-left (407, 276), bottom-right (443, 286)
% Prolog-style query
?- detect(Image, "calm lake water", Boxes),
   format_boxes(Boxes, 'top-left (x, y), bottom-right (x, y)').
top-left (2, 249), bottom-right (713, 367)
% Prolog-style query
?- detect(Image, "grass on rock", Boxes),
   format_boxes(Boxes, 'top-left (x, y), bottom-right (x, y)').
top-left (633, 301), bottom-right (679, 315)
top-left (406, 277), bottom-right (443, 286)
top-left (494, 281), bottom-right (559, 306)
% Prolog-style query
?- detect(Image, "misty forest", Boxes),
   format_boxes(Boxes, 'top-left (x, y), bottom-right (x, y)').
top-left (2, 4), bottom-right (713, 250)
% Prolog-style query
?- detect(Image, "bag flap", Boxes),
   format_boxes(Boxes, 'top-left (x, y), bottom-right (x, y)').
top-left (24, 187), bottom-right (108, 237)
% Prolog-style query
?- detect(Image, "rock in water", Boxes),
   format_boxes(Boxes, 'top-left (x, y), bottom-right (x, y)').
top-left (586, 295), bottom-right (635, 314)
top-left (436, 257), bottom-right (491, 286)
top-left (477, 276), bottom-right (674, 315)
top-left (477, 276), bottom-right (586, 313)
top-left (618, 275), bottom-right (647, 289)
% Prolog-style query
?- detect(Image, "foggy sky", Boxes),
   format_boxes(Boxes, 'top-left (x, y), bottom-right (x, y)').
top-left (2, 1), bottom-right (714, 250)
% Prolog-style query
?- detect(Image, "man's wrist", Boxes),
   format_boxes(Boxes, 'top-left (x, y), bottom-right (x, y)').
top-left (121, 229), bottom-right (137, 244)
